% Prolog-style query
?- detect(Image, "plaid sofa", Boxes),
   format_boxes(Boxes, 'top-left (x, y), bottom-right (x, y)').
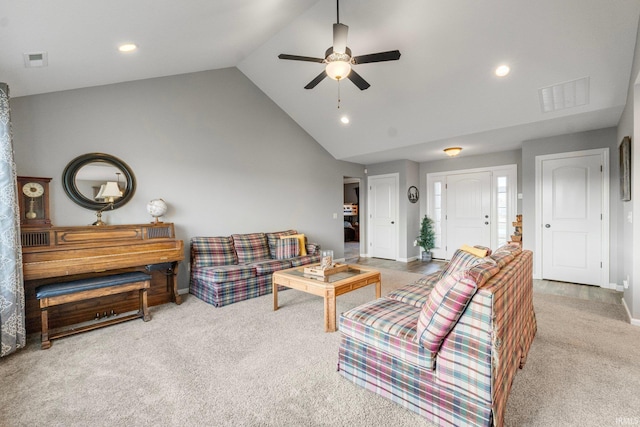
top-left (190, 230), bottom-right (320, 307)
top-left (337, 244), bottom-right (535, 427)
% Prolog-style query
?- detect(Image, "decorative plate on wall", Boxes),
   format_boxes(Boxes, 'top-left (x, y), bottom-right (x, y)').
top-left (407, 186), bottom-right (419, 203)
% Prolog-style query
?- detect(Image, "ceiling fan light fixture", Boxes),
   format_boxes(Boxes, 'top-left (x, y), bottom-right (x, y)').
top-left (444, 147), bottom-right (462, 157)
top-left (118, 43), bottom-right (138, 53)
top-left (326, 60), bottom-right (351, 80)
top-left (495, 65), bottom-right (510, 77)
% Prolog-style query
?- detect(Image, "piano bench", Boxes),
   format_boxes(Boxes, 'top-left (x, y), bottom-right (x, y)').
top-left (35, 272), bottom-right (152, 349)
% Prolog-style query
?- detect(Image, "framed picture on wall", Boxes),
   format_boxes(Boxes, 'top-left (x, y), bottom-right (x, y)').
top-left (620, 136), bottom-right (631, 201)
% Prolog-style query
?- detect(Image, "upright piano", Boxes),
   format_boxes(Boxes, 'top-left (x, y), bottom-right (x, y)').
top-left (21, 223), bottom-right (184, 334)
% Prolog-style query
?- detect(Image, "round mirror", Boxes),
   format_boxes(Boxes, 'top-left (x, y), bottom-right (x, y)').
top-left (62, 153), bottom-right (136, 210)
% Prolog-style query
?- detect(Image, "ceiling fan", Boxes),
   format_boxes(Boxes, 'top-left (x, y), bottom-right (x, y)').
top-left (278, 0), bottom-right (401, 91)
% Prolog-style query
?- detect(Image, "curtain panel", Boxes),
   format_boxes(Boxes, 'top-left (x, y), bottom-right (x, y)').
top-left (0, 82), bottom-right (26, 357)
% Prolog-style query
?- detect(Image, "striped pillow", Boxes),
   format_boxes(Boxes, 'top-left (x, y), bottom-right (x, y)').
top-left (281, 234), bottom-right (307, 256)
top-left (416, 260), bottom-right (500, 352)
top-left (417, 261), bottom-right (500, 351)
top-left (275, 237), bottom-right (299, 260)
top-left (266, 230), bottom-right (298, 259)
top-left (438, 248), bottom-right (488, 280)
top-left (416, 271), bottom-right (478, 352)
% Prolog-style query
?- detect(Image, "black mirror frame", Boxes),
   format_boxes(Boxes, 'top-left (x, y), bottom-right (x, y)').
top-left (62, 153), bottom-right (136, 211)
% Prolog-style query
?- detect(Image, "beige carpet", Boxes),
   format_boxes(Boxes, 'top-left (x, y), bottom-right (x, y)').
top-left (1, 269), bottom-right (639, 427)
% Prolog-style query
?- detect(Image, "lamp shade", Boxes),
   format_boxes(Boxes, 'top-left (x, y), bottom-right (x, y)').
top-left (95, 184), bottom-right (106, 200)
top-left (326, 61), bottom-right (351, 80)
top-left (100, 181), bottom-right (122, 202)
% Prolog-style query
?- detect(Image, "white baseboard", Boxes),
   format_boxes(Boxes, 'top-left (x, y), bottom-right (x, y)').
top-left (601, 282), bottom-right (617, 290)
top-left (178, 288), bottom-right (189, 295)
top-left (397, 256), bottom-right (418, 263)
top-left (621, 298), bottom-right (640, 326)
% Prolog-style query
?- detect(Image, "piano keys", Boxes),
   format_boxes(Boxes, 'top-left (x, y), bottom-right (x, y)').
top-left (22, 223), bottom-right (184, 334)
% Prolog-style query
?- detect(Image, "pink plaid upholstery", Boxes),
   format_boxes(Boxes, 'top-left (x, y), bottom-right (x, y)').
top-left (439, 248), bottom-right (490, 280)
top-left (416, 261), bottom-right (500, 352)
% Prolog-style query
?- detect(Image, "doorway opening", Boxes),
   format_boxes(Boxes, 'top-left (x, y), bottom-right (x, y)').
top-left (344, 177), bottom-right (360, 262)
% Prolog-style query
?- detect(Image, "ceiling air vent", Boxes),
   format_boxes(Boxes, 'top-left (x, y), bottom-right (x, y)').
top-left (538, 76), bottom-right (589, 113)
top-left (23, 52), bottom-right (48, 68)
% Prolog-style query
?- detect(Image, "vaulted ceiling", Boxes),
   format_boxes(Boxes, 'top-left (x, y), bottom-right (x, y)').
top-left (2, 0), bottom-right (639, 164)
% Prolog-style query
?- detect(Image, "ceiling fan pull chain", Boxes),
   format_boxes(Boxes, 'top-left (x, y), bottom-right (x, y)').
top-left (337, 79), bottom-right (341, 109)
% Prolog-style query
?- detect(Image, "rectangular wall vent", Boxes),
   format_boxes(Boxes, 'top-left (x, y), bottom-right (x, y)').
top-left (539, 76), bottom-right (589, 113)
top-left (23, 52), bottom-right (48, 68)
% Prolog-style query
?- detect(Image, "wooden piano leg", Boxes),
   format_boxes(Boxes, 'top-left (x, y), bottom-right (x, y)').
top-left (171, 264), bottom-right (182, 305)
top-left (40, 300), bottom-right (51, 349)
top-left (140, 285), bottom-right (151, 322)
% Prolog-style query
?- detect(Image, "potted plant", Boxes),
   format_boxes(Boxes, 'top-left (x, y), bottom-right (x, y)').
top-left (417, 215), bottom-right (436, 262)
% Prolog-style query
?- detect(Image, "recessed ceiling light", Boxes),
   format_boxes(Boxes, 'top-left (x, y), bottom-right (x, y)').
top-left (340, 116), bottom-right (350, 124)
top-left (495, 65), bottom-right (510, 77)
top-left (118, 43), bottom-right (137, 53)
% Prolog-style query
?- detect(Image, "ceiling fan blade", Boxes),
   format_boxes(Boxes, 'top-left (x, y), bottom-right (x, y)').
top-left (347, 69), bottom-right (370, 90)
top-left (333, 23), bottom-right (349, 54)
top-left (352, 50), bottom-right (401, 64)
top-left (278, 54), bottom-right (325, 63)
top-left (304, 71), bottom-right (328, 89)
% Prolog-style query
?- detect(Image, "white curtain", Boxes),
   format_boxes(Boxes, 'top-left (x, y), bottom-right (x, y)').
top-left (0, 82), bottom-right (26, 357)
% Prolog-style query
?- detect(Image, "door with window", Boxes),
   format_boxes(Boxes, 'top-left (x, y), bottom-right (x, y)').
top-left (427, 166), bottom-right (517, 260)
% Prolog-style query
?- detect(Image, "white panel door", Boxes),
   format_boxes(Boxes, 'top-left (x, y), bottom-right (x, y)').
top-left (446, 172), bottom-right (491, 258)
top-left (369, 175), bottom-right (397, 260)
top-left (541, 154), bottom-right (602, 285)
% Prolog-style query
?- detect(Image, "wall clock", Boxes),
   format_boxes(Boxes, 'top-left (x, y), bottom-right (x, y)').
top-left (17, 176), bottom-right (52, 228)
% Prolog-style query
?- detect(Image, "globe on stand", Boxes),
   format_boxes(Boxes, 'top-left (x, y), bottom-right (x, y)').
top-left (147, 199), bottom-right (168, 224)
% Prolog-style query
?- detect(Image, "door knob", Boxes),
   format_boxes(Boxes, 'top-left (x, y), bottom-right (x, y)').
top-left (391, 221), bottom-right (395, 224)
top-left (484, 221), bottom-right (489, 225)
top-left (545, 224), bottom-right (551, 228)
top-left (485, 215), bottom-right (489, 218)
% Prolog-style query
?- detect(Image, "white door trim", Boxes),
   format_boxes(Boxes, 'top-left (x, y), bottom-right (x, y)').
top-left (534, 148), bottom-right (610, 286)
top-left (367, 173), bottom-right (399, 260)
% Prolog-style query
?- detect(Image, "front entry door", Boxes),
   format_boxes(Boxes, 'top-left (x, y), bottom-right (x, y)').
top-left (446, 172), bottom-right (491, 258)
top-left (368, 174), bottom-right (397, 260)
top-left (541, 153), bottom-right (603, 285)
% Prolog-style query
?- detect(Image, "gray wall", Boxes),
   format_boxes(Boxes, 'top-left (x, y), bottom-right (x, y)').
top-left (521, 127), bottom-right (619, 283)
top-left (11, 68), bottom-right (364, 291)
top-left (617, 16), bottom-right (640, 320)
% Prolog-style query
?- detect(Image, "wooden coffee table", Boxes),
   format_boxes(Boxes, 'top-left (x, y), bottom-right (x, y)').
top-left (272, 264), bottom-right (381, 332)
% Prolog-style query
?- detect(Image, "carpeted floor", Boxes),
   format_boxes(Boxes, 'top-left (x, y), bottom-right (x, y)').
top-left (1, 268), bottom-right (639, 426)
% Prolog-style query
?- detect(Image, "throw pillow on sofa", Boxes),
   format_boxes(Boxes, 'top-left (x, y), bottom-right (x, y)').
top-left (438, 245), bottom-right (491, 280)
top-left (275, 238), bottom-right (299, 260)
top-left (281, 234), bottom-right (307, 256)
top-left (416, 260), bottom-right (500, 352)
top-left (266, 230), bottom-right (298, 259)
